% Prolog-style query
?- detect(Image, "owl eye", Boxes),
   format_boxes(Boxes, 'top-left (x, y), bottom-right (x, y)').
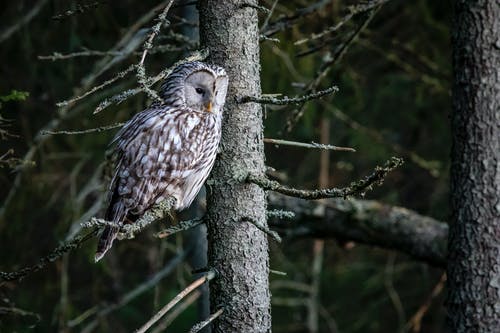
top-left (195, 87), bottom-right (204, 95)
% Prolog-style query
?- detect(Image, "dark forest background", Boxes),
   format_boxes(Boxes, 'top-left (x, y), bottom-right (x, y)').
top-left (1, 0), bottom-right (451, 332)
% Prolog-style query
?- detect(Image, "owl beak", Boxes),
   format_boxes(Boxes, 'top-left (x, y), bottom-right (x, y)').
top-left (205, 101), bottom-right (213, 112)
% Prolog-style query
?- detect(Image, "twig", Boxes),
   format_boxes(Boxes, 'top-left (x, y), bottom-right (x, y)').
top-left (0, 228), bottom-right (98, 282)
top-left (156, 218), bottom-right (204, 238)
top-left (384, 254), bottom-right (406, 332)
top-left (248, 157), bottom-right (403, 200)
top-left (270, 269), bottom-right (287, 276)
top-left (0, 0), bottom-right (50, 43)
top-left (0, 306), bottom-right (41, 324)
top-left (406, 273), bottom-right (446, 332)
top-left (69, 250), bottom-right (187, 329)
top-left (150, 290), bottom-right (201, 333)
top-left (41, 122), bottom-right (124, 136)
top-left (244, 217), bottom-right (282, 243)
top-left (294, 0), bottom-right (390, 46)
top-left (260, 0), bottom-right (279, 32)
top-left (267, 209), bottom-right (295, 219)
top-left (240, 85), bottom-right (338, 105)
top-left (136, 0), bottom-right (175, 103)
top-left (264, 138), bottom-right (355, 152)
top-left (329, 106), bottom-right (441, 177)
top-left (52, 1), bottom-right (103, 21)
top-left (135, 270), bottom-right (217, 333)
top-left (188, 308), bottom-right (224, 333)
top-left (285, 6), bottom-right (380, 133)
top-left (262, 0), bottom-right (330, 37)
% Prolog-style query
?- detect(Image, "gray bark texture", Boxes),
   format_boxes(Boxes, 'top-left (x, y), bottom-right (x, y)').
top-left (268, 193), bottom-right (448, 267)
top-left (199, 1), bottom-right (271, 332)
top-left (447, 0), bottom-right (500, 331)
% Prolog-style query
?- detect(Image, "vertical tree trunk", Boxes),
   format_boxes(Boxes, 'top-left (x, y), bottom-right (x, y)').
top-left (199, 1), bottom-right (271, 332)
top-left (447, 0), bottom-right (500, 331)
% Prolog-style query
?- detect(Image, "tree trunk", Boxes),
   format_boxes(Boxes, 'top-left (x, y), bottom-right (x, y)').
top-left (199, 1), bottom-right (271, 332)
top-left (447, 0), bottom-right (500, 331)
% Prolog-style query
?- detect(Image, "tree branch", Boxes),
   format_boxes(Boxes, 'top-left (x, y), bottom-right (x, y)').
top-left (240, 85), bottom-right (338, 105)
top-left (135, 269), bottom-right (216, 333)
top-left (248, 157), bottom-right (403, 200)
top-left (268, 193), bottom-right (447, 267)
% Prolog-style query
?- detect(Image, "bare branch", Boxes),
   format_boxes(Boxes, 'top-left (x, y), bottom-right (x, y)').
top-left (243, 217), bottom-right (282, 243)
top-left (135, 270), bottom-right (217, 333)
top-left (156, 218), bottom-right (204, 238)
top-left (294, 0), bottom-right (390, 46)
top-left (136, 0), bottom-right (175, 103)
top-left (285, 7), bottom-right (380, 132)
top-left (0, 0), bottom-right (50, 43)
top-left (268, 193), bottom-right (447, 267)
top-left (68, 250), bottom-right (187, 329)
top-left (51, 1), bottom-right (103, 21)
top-left (188, 308), bottom-right (225, 333)
top-left (249, 157), bottom-right (403, 200)
top-left (41, 122), bottom-right (124, 136)
top-left (240, 85), bottom-right (338, 105)
top-left (0, 229), bottom-right (98, 282)
top-left (264, 138), bottom-right (355, 152)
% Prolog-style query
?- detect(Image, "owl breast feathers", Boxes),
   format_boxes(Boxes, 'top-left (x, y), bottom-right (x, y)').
top-left (95, 61), bottom-right (228, 262)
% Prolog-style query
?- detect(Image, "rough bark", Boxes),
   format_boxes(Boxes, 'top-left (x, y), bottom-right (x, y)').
top-left (447, 0), bottom-right (500, 331)
top-left (268, 193), bottom-right (448, 267)
top-left (199, 1), bottom-right (271, 333)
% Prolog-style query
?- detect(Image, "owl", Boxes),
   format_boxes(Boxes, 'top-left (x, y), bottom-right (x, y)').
top-left (95, 61), bottom-right (229, 262)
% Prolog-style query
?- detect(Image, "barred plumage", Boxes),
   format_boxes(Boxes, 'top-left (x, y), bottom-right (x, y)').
top-left (95, 61), bottom-right (228, 261)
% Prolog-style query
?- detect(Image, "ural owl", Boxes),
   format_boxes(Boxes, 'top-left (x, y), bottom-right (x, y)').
top-left (95, 61), bottom-right (228, 262)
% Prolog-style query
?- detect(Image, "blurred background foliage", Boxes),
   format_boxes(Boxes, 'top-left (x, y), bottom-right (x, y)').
top-left (1, 0), bottom-right (450, 332)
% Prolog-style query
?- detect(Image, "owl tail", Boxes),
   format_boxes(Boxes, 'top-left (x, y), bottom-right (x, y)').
top-left (95, 226), bottom-right (119, 262)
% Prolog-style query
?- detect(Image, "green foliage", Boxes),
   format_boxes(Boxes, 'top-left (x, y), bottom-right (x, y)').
top-left (0, 90), bottom-right (30, 104)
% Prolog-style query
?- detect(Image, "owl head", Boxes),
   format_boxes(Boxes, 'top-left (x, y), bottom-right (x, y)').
top-left (160, 61), bottom-right (228, 115)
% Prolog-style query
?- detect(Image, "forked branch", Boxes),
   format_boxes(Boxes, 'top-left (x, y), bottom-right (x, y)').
top-left (248, 157), bottom-right (403, 200)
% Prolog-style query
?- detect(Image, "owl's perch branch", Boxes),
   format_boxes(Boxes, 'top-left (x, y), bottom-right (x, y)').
top-left (0, 228), bottom-right (98, 282)
top-left (120, 197), bottom-right (177, 237)
top-left (156, 218), bottom-right (204, 238)
top-left (248, 157), bottom-right (403, 200)
top-left (264, 138), bottom-right (355, 152)
top-left (135, 269), bottom-right (216, 333)
top-left (239, 85), bottom-right (338, 105)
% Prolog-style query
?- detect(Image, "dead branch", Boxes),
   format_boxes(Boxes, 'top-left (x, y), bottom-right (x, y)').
top-left (240, 85), bottom-right (338, 105)
top-left (135, 269), bottom-right (216, 333)
top-left (268, 193), bottom-right (448, 267)
top-left (264, 138), bottom-right (355, 152)
top-left (249, 157), bottom-right (403, 200)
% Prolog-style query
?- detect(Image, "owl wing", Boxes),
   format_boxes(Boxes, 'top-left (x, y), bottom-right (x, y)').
top-left (96, 106), bottom-right (209, 261)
